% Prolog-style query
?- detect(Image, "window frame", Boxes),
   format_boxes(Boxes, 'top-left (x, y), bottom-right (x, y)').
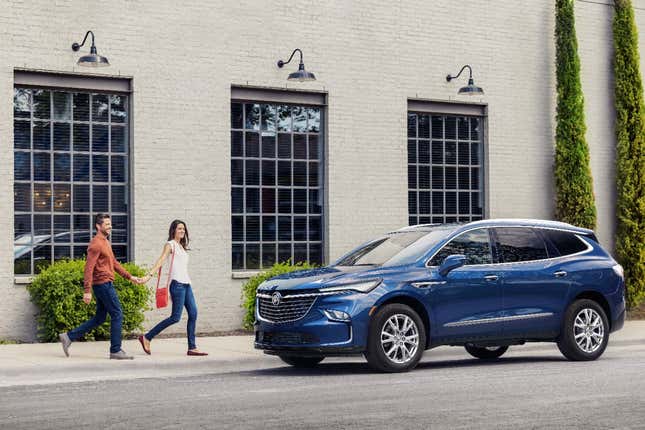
top-left (230, 87), bottom-right (327, 271)
top-left (13, 71), bottom-right (132, 278)
top-left (407, 99), bottom-right (488, 226)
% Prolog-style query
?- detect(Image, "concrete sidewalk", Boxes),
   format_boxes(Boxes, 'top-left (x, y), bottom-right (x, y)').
top-left (1, 321), bottom-right (643, 388)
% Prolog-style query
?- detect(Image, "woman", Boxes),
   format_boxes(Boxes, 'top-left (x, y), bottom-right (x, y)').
top-left (138, 220), bottom-right (208, 356)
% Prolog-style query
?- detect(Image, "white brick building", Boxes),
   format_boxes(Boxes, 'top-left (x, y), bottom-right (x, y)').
top-left (0, 0), bottom-right (640, 341)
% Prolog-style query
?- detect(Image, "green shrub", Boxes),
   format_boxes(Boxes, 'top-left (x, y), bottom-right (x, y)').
top-left (241, 261), bottom-right (316, 330)
top-left (27, 259), bottom-right (151, 342)
top-left (613, 0), bottom-right (645, 309)
top-left (554, 0), bottom-right (597, 229)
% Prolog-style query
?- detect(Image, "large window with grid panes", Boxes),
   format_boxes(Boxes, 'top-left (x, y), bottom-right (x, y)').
top-left (231, 99), bottom-right (324, 270)
top-left (13, 86), bottom-right (130, 275)
top-left (407, 111), bottom-right (484, 225)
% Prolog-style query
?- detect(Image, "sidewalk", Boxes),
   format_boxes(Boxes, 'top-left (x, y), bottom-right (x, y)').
top-left (1, 321), bottom-right (643, 388)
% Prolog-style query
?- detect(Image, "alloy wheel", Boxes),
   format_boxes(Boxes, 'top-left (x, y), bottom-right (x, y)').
top-left (573, 308), bottom-right (605, 354)
top-left (380, 314), bottom-right (420, 364)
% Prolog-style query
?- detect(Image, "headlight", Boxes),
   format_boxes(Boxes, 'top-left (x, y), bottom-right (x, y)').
top-left (321, 279), bottom-right (382, 293)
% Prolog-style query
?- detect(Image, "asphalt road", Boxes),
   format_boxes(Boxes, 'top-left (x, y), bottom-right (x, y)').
top-left (1, 340), bottom-right (644, 430)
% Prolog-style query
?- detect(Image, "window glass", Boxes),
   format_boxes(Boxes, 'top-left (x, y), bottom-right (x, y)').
top-left (408, 112), bottom-right (484, 225)
top-left (13, 88), bottom-right (129, 275)
top-left (541, 229), bottom-right (588, 256)
top-left (495, 228), bottom-right (548, 263)
top-left (429, 228), bottom-right (492, 266)
top-left (335, 231), bottom-right (429, 267)
top-left (231, 101), bottom-right (323, 270)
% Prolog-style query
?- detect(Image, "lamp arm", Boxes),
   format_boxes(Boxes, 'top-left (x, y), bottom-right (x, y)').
top-left (277, 48), bottom-right (304, 68)
top-left (72, 30), bottom-right (96, 51)
top-left (446, 64), bottom-right (473, 82)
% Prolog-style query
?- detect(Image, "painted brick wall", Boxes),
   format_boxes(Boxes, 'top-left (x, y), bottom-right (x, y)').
top-left (0, 0), bottom-right (640, 340)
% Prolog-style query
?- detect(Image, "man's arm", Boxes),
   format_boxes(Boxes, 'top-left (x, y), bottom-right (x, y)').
top-left (113, 258), bottom-right (134, 282)
top-left (83, 244), bottom-right (100, 295)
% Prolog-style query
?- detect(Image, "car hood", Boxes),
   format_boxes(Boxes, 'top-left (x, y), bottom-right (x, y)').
top-left (258, 265), bottom-right (384, 292)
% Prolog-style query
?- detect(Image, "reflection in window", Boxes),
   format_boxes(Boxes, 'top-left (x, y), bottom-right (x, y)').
top-left (231, 101), bottom-right (323, 270)
top-left (430, 229), bottom-right (492, 266)
top-left (495, 228), bottom-right (548, 263)
top-left (13, 87), bottom-right (130, 274)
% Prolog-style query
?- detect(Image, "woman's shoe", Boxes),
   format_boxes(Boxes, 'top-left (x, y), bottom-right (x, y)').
top-left (138, 335), bottom-right (151, 355)
top-left (187, 349), bottom-right (208, 356)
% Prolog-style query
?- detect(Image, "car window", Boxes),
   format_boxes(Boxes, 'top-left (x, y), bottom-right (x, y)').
top-left (335, 231), bottom-right (428, 266)
top-left (495, 227), bottom-right (548, 263)
top-left (541, 229), bottom-right (588, 256)
top-left (428, 229), bottom-right (492, 266)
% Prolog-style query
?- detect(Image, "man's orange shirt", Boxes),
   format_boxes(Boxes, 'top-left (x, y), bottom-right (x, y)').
top-left (83, 233), bottom-right (132, 293)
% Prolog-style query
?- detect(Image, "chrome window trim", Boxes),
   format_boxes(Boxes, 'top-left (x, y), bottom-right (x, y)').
top-left (425, 226), bottom-right (594, 269)
top-left (444, 312), bottom-right (554, 328)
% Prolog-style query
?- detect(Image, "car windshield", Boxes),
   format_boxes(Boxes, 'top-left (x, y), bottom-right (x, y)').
top-left (334, 226), bottom-right (455, 267)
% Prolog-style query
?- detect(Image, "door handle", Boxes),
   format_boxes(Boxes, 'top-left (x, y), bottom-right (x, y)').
top-left (484, 275), bottom-right (499, 282)
top-left (554, 270), bottom-right (568, 278)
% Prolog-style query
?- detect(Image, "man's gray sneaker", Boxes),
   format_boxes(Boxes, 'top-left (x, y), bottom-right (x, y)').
top-left (59, 333), bottom-right (71, 357)
top-left (109, 350), bottom-right (134, 360)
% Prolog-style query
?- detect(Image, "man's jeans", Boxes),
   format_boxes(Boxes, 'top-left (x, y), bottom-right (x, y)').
top-left (145, 281), bottom-right (198, 350)
top-left (67, 282), bottom-right (123, 353)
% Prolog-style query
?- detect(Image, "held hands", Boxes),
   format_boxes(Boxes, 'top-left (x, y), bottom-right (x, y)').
top-left (83, 292), bottom-right (92, 304)
top-left (131, 274), bottom-right (154, 285)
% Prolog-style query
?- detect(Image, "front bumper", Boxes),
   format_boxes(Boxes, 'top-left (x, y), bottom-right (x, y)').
top-left (253, 291), bottom-right (372, 356)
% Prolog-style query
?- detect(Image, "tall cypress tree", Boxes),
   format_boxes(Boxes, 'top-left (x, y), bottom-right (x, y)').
top-left (554, 0), bottom-right (597, 229)
top-left (613, 0), bottom-right (645, 309)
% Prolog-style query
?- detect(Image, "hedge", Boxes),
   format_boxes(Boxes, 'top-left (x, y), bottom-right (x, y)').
top-left (27, 259), bottom-right (151, 342)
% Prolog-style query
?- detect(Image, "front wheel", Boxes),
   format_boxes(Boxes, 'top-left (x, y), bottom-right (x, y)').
top-left (278, 355), bottom-right (324, 368)
top-left (364, 304), bottom-right (426, 373)
top-left (464, 344), bottom-right (508, 359)
top-left (557, 299), bottom-right (609, 361)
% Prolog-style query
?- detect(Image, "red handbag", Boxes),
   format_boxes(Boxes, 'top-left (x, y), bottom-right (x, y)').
top-left (155, 242), bottom-right (175, 309)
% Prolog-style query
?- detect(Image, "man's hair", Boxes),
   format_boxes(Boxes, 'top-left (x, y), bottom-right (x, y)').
top-left (95, 213), bottom-right (111, 226)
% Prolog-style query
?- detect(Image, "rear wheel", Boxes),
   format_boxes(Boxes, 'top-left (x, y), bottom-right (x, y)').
top-left (464, 344), bottom-right (508, 359)
top-left (557, 299), bottom-right (609, 361)
top-left (364, 304), bottom-right (426, 373)
top-left (278, 356), bottom-right (324, 368)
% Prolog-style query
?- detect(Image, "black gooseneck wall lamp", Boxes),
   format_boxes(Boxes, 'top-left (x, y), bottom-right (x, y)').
top-left (277, 48), bottom-right (316, 82)
top-left (446, 65), bottom-right (484, 95)
top-left (71, 30), bottom-right (109, 67)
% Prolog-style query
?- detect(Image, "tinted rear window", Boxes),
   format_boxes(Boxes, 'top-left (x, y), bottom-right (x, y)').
top-left (541, 229), bottom-right (588, 256)
top-left (494, 228), bottom-right (548, 263)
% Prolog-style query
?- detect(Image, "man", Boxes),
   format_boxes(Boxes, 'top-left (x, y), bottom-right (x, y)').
top-left (59, 213), bottom-right (143, 359)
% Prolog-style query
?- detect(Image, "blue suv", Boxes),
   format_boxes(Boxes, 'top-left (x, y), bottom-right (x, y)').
top-left (254, 219), bottom-right (626, 372)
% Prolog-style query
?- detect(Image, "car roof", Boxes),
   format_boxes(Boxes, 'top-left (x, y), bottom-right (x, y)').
top-left (394, 219), bottom-right (595, 236)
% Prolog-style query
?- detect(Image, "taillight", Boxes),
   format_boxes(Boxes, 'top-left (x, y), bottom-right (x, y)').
top-left (612, 264), bottom-right (624, 279)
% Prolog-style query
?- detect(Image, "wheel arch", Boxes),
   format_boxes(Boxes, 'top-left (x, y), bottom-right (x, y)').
top-left (372, 294), bottom-right (432, 348)
top-left (571, 291), bottom-right (612, 329)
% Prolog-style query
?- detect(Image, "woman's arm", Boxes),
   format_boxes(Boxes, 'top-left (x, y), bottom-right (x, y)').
top-left (145, 243), bottom-right (173, 277)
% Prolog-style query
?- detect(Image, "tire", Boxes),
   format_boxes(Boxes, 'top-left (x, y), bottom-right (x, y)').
top-left (278, 355), bottom-right (324, 368)
top-left (464, 344), bottom-right (508, 359)
top-left (557, 299), bottom-right (609, 361)
top-left (364, 303), bottom-right (426, 373)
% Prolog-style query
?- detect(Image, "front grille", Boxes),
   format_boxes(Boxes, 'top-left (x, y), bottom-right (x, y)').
top-left (258, 294), bottom-right (317, 323)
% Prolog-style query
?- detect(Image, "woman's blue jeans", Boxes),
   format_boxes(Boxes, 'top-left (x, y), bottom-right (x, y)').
top-left (145, 281), bottom-right (198, 350)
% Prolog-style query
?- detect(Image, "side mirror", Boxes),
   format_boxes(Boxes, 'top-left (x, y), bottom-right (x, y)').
top-left (438, 254), bottom-right (467, 277)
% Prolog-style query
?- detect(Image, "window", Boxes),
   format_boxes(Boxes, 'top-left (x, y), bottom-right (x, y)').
top-left (541, 229), bottom-right (588, 256)
top-left (407, 112), bottom-right (484, 225)
top-left (231, 101), bottom-right (323, 270)
top-left (14, 87), bottom-right (129, 275)
top-left (429, 228), bottom-right (492, 266)
top-left (335, 231), bottom-right (428, 267)
top-left (494, 228), bottom-right (548, 263)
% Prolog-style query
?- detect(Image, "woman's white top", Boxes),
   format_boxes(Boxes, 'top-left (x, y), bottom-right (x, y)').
top-left (167, 240), bottom-right (191, 284)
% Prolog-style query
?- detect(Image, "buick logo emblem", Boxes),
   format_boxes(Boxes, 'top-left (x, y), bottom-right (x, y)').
top-left (271, 292), bottom-right (282, 306)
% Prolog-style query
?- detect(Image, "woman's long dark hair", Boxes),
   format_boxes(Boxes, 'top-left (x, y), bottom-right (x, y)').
top-left (168, 219), bottom-right (190, 250)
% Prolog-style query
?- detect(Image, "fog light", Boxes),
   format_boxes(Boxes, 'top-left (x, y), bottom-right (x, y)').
top-left (323, 309), bottom-right (351, 322)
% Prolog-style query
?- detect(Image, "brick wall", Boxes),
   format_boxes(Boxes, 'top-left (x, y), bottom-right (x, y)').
top-left (0, 0), bottom-right (639, 340)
